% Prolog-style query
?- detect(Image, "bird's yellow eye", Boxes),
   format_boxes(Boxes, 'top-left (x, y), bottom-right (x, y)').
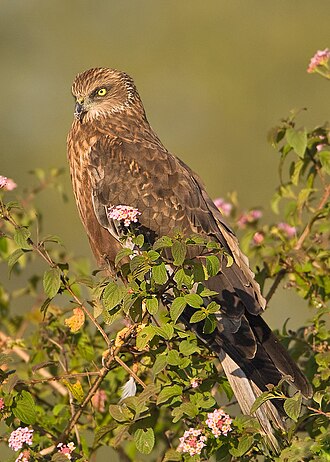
top-left (97, 88), bottom-right (107, 96)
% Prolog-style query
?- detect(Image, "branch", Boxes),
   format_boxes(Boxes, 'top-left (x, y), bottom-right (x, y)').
top-left (0, 331), bottom-right (67, 396)
top-left (294, 184), bottom-right (330, 251)
top-left (265, 269), bottom-right (286, 303)
top-left (58, 325), bottom-right (136, 442)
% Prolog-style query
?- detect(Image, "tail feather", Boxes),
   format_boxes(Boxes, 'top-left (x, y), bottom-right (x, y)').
top-left (219, 351), bottom-right (285, 454)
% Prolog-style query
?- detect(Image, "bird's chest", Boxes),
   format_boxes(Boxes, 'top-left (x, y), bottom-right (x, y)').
top-left (68, 135), bottom-right (98, 224)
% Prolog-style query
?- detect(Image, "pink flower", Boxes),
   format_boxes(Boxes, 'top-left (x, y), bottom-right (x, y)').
top-left (8, 427), bottom-right (33, 451)
top-left (177, 428), bottom-right (207, 456)
top-left (252, 232), bottom-right (264, 245)
top-left (237, 209), bottom-right (262, 228)
top-left (107, 205), bottom-right (141, 227)
top-left (205, 408), bottom-right (232, 437)
top-left (214, 198), bottom-right (233, 217)
top-left (307, 48), bottom-right (330, 73)
top-left (57, 442), bottom-right (76, 460)
top-left (15, 450), bottom-right (30, 462)
top-left (278, 222), bottom-right (296, 238)
top-left (0, 398), bottom-right (5, 410)
top-left (91, 389), bottom-right (107, 412)
top-left (190, 378), bottom-right (201, 388)
top-left (0, 175), bottom-right (17, 191)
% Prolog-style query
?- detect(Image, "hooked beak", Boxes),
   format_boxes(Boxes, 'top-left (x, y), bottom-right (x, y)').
top-left (74, 99), bottom-right (85, 121)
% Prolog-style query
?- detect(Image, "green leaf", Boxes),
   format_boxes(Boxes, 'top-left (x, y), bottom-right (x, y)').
top-left (134, 427), bottom-right (155, 454)
top-left (163, 448), bottom-right (182, 462)
top-left (43, 267), bottom-right (61, 299)
top-left (171, 240), bottom-right (187, 266)
top-left (147, 250), bottom-right (160, 261)
top-left (291, 159), bottom-right (304, 185)
top-left (167, 349), bottom-right (181, 366)
top-left (41, 234), bottom-right (63, 245)
top-left (179, 339), bottom-right (200, 356)
top-left (190, 310), bottom-right (207, 323)
top-left (109, 404), bottom-right (133, 422)
top-left (154, 324), bottom-right (174, 340)
top-left (153, 354), bottom-right (168, 375)
top-left (286, 128), bottom-right (307, 158)
top-left (203, 316), bottom-right (217, 333)
top-left (206, 301), bottom-right (220, 313)
top-left (152, 262), bottom-right (168, 285)
top-left (62, 379), bottom-right (84, 403)
top-left (115, 247), bottom-right (133, 266)
top-left (156, 385), bottom-right (182, 404)
top-left (130, 255), bottom-right (150, 280)
top-left (153, 235), bottom-right (173, 250)
top-left (52, 454), bottom-right (71, 462)
top-left (284, 392), bottom-right (302, 422)
top-left (250, 391), bottom-right (276, 414)
top-left (102, 282), bottom-right (123, 310)
top-left (14, 227), bottom-right (31, 249)
top-left (13, 390), bottom-right (37, 424)
top-left (184, 293), bottom-right (203, 308)
top-left (94, 423), bottom-right (117, 443)
top-left (7, 248), bottom-right (25, 270)
top-left (145, 297), bottom-right (158, 315)
top-left (199, 287), bottom-right (218, 297)
top-left (173, 268), bottom-right (192, 288)
top-left (136, 326), bottom-right (156, 350)
top-left (225, 253), bottom-right (233, 268)
top-left (230, 435), bottom-right (254, 457)
top-left (206, 255), bottom-right (220, 277)
top-left (318, 150), bottom-right (330, 174)
top-left (133, 234), bottom-right (144, 248)
top-left (170, 297), bottom-right (187, 322)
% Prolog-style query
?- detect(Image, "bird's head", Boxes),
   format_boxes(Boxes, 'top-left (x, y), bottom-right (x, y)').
top-left (71, 67), bottom-right (143, 122)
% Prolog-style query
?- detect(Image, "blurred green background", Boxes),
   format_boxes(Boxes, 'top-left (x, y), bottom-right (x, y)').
top-left (1, 1), bottom-right (329, 459)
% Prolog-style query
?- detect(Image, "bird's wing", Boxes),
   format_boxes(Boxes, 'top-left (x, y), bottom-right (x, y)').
top-left (87, 134), bottom-right (312, 398)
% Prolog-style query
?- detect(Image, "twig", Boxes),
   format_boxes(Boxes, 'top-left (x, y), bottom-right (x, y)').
top-left (265, 269), bottom-right (286, 303)
top-left (0, 331), bottom-right (67, 396)
top-left (19, 371), bottom-right (101, 386)
top-left (294, 184), bottom-right (330, 251)
top-left (307, 406), bottom-right (330, 418)
top-left (114, 355), bottom-right (147, 389)
top-left (58, 325), bottom-right (136, 442)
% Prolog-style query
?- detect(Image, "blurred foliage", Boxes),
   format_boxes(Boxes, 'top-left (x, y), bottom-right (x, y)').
top-left (0, 71), bottom-right (329, 460)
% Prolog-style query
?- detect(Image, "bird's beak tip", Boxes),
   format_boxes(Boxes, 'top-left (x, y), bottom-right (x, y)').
top-left (74, 102), bottom-right (84, 121)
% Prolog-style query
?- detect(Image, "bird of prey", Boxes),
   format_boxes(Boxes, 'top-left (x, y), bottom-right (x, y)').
top-left (67, 68), bottom-right (312, 449)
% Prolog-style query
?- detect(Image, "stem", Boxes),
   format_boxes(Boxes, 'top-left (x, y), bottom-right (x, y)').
top-left (294, 184), bottom-right (330, 251)
top-left (265, 269), bottom-right (286, 303)
top-left (58, 326), bottom-right (136, 442)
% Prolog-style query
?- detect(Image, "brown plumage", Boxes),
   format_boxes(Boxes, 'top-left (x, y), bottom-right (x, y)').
top-left (67, 68), bottom-right (312, 449)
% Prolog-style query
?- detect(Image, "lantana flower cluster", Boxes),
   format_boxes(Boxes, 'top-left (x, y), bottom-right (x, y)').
top-left (205, 408), bottom-right (233, 437)
top-left (0, 175), bottom-right (17, 191)
top-left (15, 450), bottom-right (31, 462)
top-left (8, 427), bottom-right (33, 451)
top-left (237, 209), bottom-right (262, 228)
top-left (213, 197), bottom-right (233, 217)
top-left (107, 205), bottom-right (141, 227)
top-left (307, 48), bottom-right (330, 74)
top-left (57, 442), bottom-right (76, 460)
top-left (277, 222), bottom-right (296, 238)
top-left (177, 428), bottom-right (207, 456)
top-left (177, 408), bottom-right (232, 456)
